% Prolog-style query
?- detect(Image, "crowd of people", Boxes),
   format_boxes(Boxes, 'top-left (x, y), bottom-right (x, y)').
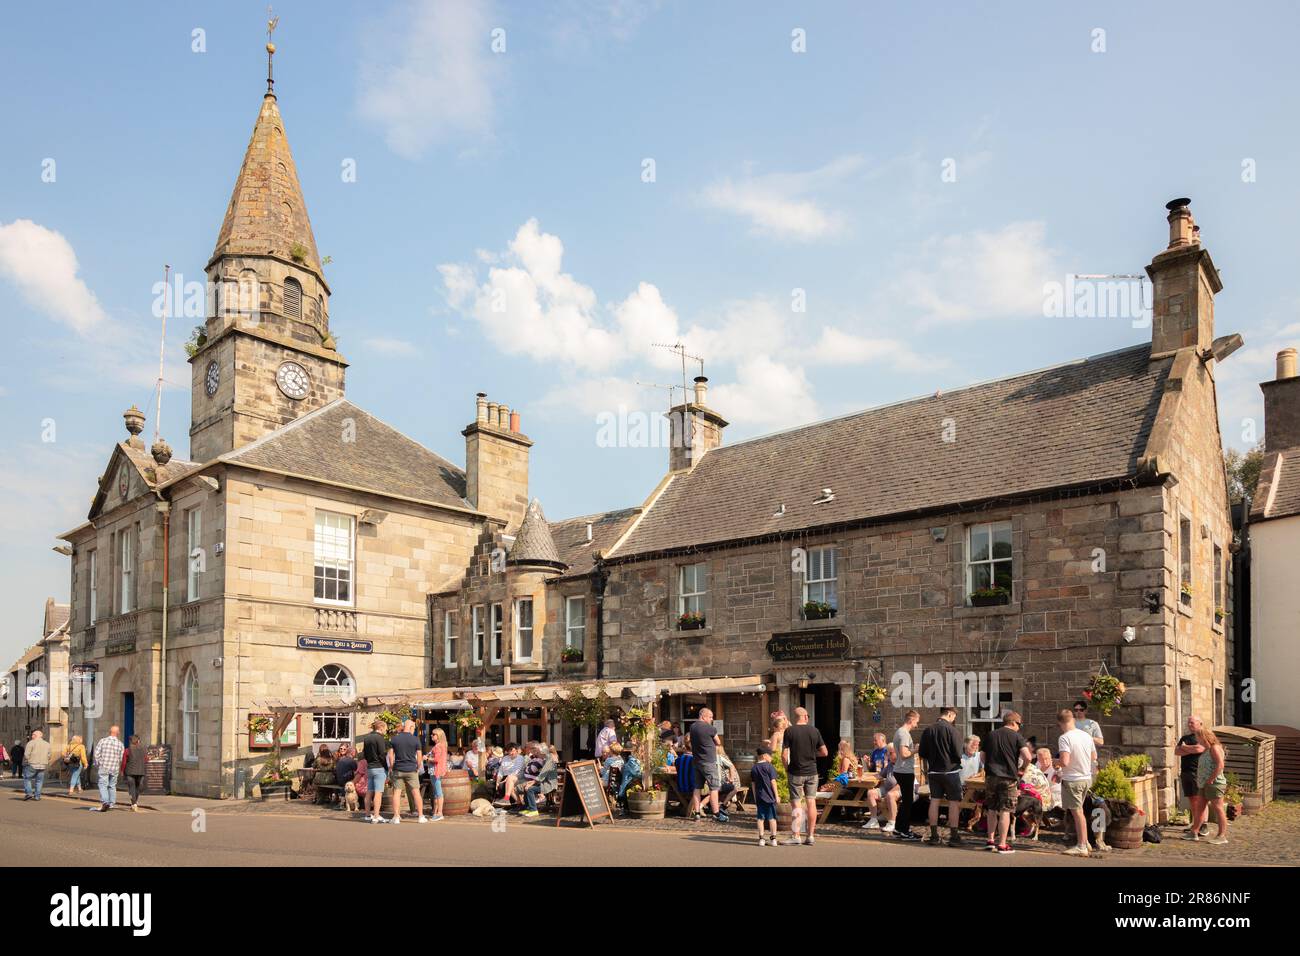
top-left (5, 696), bottom-right (1236, 855)
top-left (7, 725), bottom-right (152, 811)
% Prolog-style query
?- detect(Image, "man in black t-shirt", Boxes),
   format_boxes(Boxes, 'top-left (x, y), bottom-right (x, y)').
top-left (358, 719), bottom-right (391, 823)
top-left (919, 706), bottom-right (965, 846)
top-left (781, 707), bottom-right (828, 845)
top-left (388, 719), bottom-right (426, 824)
top-left (1174, 715), bottom-right (1209, 836)
top-left (688, 709), bottom-right (729, 823)
top-left (980, 711), bottom-right (1032, 853)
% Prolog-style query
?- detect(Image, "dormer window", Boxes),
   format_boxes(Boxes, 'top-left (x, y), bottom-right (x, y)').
top-left (283, 277), bottom-right (302, 319)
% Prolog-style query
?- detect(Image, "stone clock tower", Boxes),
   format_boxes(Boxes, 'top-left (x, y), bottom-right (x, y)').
top-left (188, 53), bottom-right (347, 463)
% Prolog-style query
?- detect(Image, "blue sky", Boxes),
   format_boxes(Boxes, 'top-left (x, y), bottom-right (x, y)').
top-left (2, 0), bottom-right (1298, 665)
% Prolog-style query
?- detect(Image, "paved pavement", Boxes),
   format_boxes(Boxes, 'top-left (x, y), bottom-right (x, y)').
top-left (9, 781), bottom-right (1291, 867)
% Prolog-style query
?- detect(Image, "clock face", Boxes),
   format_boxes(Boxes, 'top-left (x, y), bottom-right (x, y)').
top-left (275, 361), bottom-right (310, 400)
top-left (204, 360), bottom-right (220, 396)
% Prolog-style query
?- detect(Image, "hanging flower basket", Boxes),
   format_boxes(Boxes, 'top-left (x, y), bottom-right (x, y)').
top-left (1084, 673), bottom-right (1126, 717)
top-left (856, 681), bottom-right (887, 709)
top-left (619, 706), bottom-right (656, 741)
top-left (451, 711), bottom-right (484, 736)
top-left (248, 715), bottom-right (272, 735)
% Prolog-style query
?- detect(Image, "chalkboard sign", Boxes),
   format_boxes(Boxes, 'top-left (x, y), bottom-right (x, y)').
top-left (555, 760), bottom-right (613, 828)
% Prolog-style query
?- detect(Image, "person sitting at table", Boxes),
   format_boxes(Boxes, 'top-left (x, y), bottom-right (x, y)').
top-left (311, 744), bottom-right (335, 802)
top-left (600, 742), bottom-right (625, 786)
top-left (716, 745), bottom-right (741, 810)
top-left (862, 759), bottom-right (901, 833)
top-left (353, 750), bottom-right (369, 803)
top-left (484, 746), bottom-right (503, 781)
top-left (960, 735), bottom-right (983, 783)
top-left (1017, 759), bottom-right (1052, 838)
top-left (660, 740), bottom-right (677, 769)
top-left (519, 743), bottom-right (559, 817)
top-left (1035, 747), bottom-right (1062, 813)
top-left (868, 733), bottom-right (890, 773)
top-left (335, 744), bottom-right (358, 790)
top-left (494, 743), bottom-right (526, 806)
top-left (834, 740), bottom-right (860, 780)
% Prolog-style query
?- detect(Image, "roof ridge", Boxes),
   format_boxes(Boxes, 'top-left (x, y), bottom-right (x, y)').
top-left (711, 341), bottom-right (1153, 455)
top-left (221, 398), bottom-right (348, 461)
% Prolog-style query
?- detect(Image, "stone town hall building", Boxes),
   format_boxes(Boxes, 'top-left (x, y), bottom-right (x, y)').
top-left (55, 59), bottom-right (1238, 810)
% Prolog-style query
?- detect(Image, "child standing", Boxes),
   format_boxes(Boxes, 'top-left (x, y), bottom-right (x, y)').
top-left (751, 745), bottom-right (780, 847)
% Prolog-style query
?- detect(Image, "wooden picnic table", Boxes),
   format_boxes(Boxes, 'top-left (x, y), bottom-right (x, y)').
top-left (654, 768), bottom-right (694, 816)
top-left (816, 772), bottom-right (882, 823)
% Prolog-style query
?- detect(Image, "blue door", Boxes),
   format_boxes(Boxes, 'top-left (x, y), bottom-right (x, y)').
top-left (122, 692), bottom-right (135, 740)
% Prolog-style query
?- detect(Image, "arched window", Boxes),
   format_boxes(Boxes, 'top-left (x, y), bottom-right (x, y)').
top-left (283, 277), bottom-right (302, 319)
top-left (312, 664), bottom-right (354, 743)
top-left (181, 666), bottom-right (199, 761)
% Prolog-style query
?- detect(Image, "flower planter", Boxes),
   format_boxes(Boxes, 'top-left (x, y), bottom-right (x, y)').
top-left (1180, 591), bottom-right (1192, 606)
top-left (383, 785), bottom-right (406, 818)
top-left (1128, 772), bottom-right (1159, 822)
top-left (626, 791), bottom-right (667, 820)
top-left (969, 593), bottom-right (1009, 608)
top-left (258, 780), bottom-right (291, 801)
top-left (775, 801), bottom-right (794, 831)
top-left (678, 620), bottom-right (706, 631)
top-left (1104, 811), bottom-right (1146, 850)
top-left (1226, 803), bottom-right (1243, 821)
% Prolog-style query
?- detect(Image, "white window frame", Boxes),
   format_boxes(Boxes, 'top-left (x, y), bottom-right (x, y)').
top-left (186, 506), bottom-right (202, 602)
top-left (803, 545), bottom-right (838, 608)
top-left (678, 563), bottom-right (706, 616)
top-left (965, 520), bottom-right (1013, 601)
top-left (311, 664), bottom-right (355, 744)
top-left (444, 609), bottom-right (459, 667)
top-left (490, 602), bottom-right (503, 665)
top-left (313, 511), bottom-right (355, 607)
top-left (472, 605), bottom-right (485, 664)
top-left (119, 525), bottom-right (135, 614)
top-left (514, 597), bottom-right (534, 663)
top-left (1213, 541), bottom-right (1224, 616)
top-left (182, 666), bottom-right (199, 761)
top-left (88, 549), bottom-right (97, 623)
top-left (565, 596), bottom-right (586, 649)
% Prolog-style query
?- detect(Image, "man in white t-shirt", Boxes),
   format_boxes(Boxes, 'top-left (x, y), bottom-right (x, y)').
top-left (1057, 708), bottom-right (1100, 857)
top-left (1072, 701), bottom-right (1104, 749)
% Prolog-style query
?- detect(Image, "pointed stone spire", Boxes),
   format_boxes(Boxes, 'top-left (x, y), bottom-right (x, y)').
top-left (507, 499), bottom-right (566, 571)
top-left (209, 90), bottom-right (321, 271)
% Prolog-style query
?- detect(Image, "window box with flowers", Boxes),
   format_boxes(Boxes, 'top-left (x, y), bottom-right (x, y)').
top-left (968, 586), bottom-right (1010, 608)
top-left (678, 611), bottom-right (707, 631)
top-left (560, 645), bottom-right (584, 664)
top-left (802, 601), bottom-right (836, 621)
top-left (1214, 606), bottom-right (1225, 626)
top-left (1180, 582), bottom-right (1193, 606)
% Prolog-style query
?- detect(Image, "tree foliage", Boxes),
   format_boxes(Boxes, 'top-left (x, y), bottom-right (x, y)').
top-left (1224, 443), bottom-right (1265, 503)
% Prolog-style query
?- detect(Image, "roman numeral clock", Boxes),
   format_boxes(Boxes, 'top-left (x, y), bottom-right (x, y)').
top-left (275, 360), bottom-right (310, 400)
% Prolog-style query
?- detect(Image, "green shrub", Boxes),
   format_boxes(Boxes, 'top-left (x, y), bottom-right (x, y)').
top-left (1091, 763), bottom-right (1136, 804)
top-left (1114, 753), bottom-right (1152, 778)
top-left (773, 750), bottom-right (790, 803)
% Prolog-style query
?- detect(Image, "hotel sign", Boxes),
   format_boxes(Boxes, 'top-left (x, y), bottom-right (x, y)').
top-left (297, 635), bottom-right (373, 654)
top-left (766, 629), bottom-right (850, 663)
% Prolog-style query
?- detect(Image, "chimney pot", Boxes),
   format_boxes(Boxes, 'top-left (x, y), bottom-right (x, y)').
top-left (585, 522), bottom-right (593, 542)
top-left (510, 410), bottom-right (521, 433)
top-left (1279, 348), bottom-right (1298, 381)
top-left (476, 393), bottom-right (488, 423)
top-left (1165, 197), bottom-right (1194, 249)
top-left (487, 402), bottom-right (499, 426)
top-left (693, 375), bottom-right (708, 407)
top-left (497, 404), bottom-right (509, 429)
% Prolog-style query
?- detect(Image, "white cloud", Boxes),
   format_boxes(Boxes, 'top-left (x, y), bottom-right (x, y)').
top-left (887, 220), bottom-right (1057, 324)
top-left (439, 220), bottom-right (938, 433)
top-left (364, 336), bottom-right (421, 357)
top-left (0, 219), bottom-right (108, 333)
top-left (356, 0), bottom-right (499, 160)
top-left (798, 327), bottom-right (936, 372)
top-left (700, 156), bottom-right (865, 242)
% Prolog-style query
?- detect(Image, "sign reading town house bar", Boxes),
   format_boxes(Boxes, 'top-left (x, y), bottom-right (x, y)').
top-left (297, 635), bottom-right (373, 654)
top-left (766, 629), bottom-right (850, 663)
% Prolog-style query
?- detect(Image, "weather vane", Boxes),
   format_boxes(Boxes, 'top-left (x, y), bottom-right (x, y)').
top-left (265, 6), bottom-right (279, 94)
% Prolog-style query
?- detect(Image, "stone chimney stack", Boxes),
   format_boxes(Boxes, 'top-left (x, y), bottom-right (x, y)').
top-left (1146, 198), bottom-right (1223, 358)
top-left (666, 375), bottom-right (727, 472)
top-left (1262, 347), bottom-right (1300, 453)
top-left (463, 392), bottom-right (532, 533)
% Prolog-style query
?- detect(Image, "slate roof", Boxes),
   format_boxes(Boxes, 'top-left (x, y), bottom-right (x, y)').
top-left (548, 507), bottom-right (642, 576)
top-left (1251, 446), bottom-right (1300, 521)
top-left (89, 442), bottom-right (200, 519)
top-left (508, 499), bottom-right (565, 568)
top-left (210, 93), bottom-right (322, 272)
top-left (43, 600), bottom-right (70, 637)
top-left (608, 344), bottom-right (1168, 559)
top-left (221, 400), bottom-right (470, 509)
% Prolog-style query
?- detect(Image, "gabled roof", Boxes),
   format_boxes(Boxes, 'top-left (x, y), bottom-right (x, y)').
top-left (210, 93), bottom-right (322, 273)
top-left (608, 343), bottom-right (1168, 559)
top-left (42, 599), bottom-right (69, 638)
top-left (1251, 446), bottom-right (1300, 522)
top-left (548, 507), bottom-right (642, 576)
top-left (507, 499), bottom-right (565, 569)
top-left (89, 442), bottom-right (199, 519)
top-left (220, 399), bottom-right (471, 510)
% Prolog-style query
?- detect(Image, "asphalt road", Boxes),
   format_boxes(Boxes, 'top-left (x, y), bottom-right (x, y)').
top-left (0, 791), bottom-right (1216, 867)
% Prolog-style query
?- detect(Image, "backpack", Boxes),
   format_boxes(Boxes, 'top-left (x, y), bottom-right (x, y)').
top-left (1142, 824), bottom-right (1162, 844)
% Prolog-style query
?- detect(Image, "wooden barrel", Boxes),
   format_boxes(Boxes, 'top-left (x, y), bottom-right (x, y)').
top-left (442, 770), bottom-right (472, 816)
top-left (384, 785), bottom-right (405, 818)
top-left (627, 791), bottom-right (666, 819)
top-left (1104, 813), bottom-right (1146, 850)
top-left (775, 802), bottom-right (793, 831)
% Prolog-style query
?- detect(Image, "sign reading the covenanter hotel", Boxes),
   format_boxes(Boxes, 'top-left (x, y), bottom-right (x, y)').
top-left (766, 630), bottom-right (849, 662)
top-left (297, 635), bottom-right (373, 654)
